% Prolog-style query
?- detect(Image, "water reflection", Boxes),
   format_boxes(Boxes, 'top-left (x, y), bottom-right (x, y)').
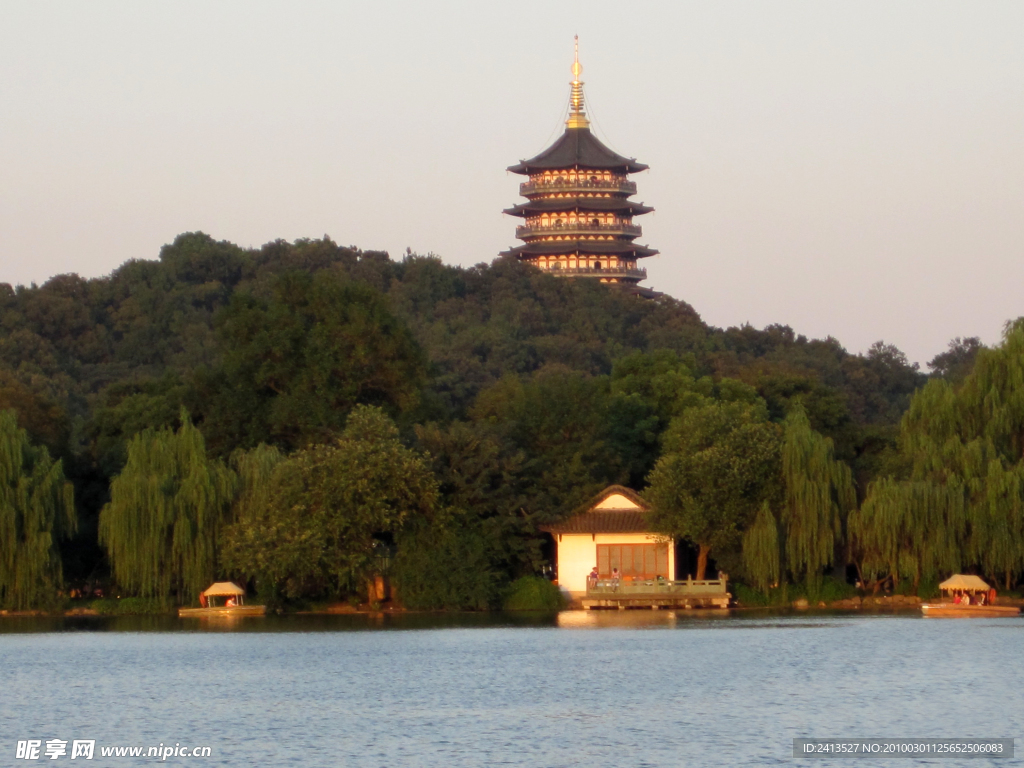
top-left (0, 610), bottom-right (568, 634)
top-left (0, 608), bottom-right (913, 634)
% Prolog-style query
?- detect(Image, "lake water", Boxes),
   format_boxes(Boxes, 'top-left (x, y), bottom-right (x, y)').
top-left (1, 610), bottom-right (1022, 767)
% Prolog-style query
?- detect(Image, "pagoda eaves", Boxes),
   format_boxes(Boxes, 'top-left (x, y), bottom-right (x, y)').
top-left (506, 129), bottom-right (648, 175)
top-left (503, 197), bottom-right (654, 218)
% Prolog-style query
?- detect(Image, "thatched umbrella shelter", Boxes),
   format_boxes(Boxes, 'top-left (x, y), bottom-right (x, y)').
top-left (199, 582), bottom-right (245, 608)
top-left (921, 573), bottom-right (1018, 616)
top-left (938, 574), bottom-right (990, 593)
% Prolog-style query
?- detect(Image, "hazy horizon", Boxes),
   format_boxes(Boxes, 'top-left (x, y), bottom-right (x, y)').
top-left (3, 2), bottom-right (1022, 367)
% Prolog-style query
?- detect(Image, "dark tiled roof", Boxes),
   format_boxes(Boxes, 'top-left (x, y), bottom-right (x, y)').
top-left (501, 240), bottom-right (659, 259)
top-left (620, 284), bottom-right (664, 299)
top-left (542, 510), bottom-right (649, 534)
top-left (508, 128), bottom-right (648, 175)
top-left (540, 485), bottom-right (652, 534)
top-left (503, 197), bottom-right (654, 218)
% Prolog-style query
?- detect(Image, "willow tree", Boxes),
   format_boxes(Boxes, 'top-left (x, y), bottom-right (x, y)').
top-left (972, 461), bottom-right (1024, 588)
top-left (0, 410), bottom-right (76, 610)
top-left (958, 321), bottom-right (1024, 586)
top-left (851, 321), bottom-right (1024, 589)
top-left (99, 411), bottom-right (235, 602)
top-left (742, 502), bottom-right (780, 591)
top-left (849, 476), bottom-right (966, 588)
top-left (780, 406), bottom-right (855, 585)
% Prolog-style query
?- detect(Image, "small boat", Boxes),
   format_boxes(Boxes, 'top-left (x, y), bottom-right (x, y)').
top-left (921, 574), bottom-right (1020, 618)
top-left (178, 581), bottom-right (266, 618)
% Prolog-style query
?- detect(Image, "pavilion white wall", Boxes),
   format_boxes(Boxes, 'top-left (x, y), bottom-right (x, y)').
top-left (555, 532), bottom-right (675, 596)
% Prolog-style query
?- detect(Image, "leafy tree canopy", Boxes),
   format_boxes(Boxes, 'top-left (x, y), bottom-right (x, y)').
top-left (647, 397), bottom-right (782, 579)
top-left (928, 336), bottom-right (983, 385)
top-left (221, 406), bottom-right (438, 599)
top-left (194, 270), bottom-right (426, 454)
top-left (471, 365), bottom-right (624, 523)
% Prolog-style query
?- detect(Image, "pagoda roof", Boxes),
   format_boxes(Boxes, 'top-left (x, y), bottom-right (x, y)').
top-left (503, 197), bottom-right (654, 218)
top-left (501, 240), bottom-right (659, 259)
top-left (508, 127), bottom-right (648, 175)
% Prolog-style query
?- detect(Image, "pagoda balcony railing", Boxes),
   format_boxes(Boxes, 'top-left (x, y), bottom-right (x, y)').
top-left (543, 265), bottom-right (647, 280)
top-left (520, 178), bottom-right (637, 196)
top-left (516, 222), bottom-right (642, 238)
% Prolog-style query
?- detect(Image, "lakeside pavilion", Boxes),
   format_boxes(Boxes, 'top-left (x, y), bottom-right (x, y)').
top-left (540, 485), bottom-right (675, 599)
top-left (501, 38), bottom-right (659, 295)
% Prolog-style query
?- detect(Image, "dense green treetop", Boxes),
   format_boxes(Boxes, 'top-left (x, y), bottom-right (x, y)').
top-left (192, 269), bottom-right (426, 454)
top-left (1, 233), bottom-right (925, 451)
top-left (928, 337), bottom-right (983, 386)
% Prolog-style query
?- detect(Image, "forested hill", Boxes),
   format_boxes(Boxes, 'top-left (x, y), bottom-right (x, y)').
top-left (2, 231), bottom-right (927, 440)
top-left (1, 231), bottom-right (948, 595)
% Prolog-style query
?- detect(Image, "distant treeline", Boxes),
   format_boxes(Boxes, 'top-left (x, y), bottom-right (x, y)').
top-left (0, 232), bottom-right (1008, 610)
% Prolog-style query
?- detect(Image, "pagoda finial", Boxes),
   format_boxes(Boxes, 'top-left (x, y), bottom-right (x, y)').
top-left (567, 35), bottom-right (590, 129)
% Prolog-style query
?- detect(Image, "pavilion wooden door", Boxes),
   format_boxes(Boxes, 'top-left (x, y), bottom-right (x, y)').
top-left (597, 543), bottom-right (669, 579)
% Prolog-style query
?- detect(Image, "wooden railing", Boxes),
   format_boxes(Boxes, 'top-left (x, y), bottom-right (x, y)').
top-left (520, 179), bottom-right (637, 196)
top-left (516, 222), bottom-right (642, 238)
top-left (544, 265), bottom-right (647, 280)
top-left (587, 578), bottom-right (728, 597)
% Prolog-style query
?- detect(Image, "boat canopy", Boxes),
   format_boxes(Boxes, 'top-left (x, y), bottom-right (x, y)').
top-left (202, 582), bottom-right (245, 597)
top-left (939, 574), bottom-right (990, 592)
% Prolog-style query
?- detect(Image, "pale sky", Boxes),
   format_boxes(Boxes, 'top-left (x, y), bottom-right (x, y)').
top-left (2, 2), bottom-right (1023, 366)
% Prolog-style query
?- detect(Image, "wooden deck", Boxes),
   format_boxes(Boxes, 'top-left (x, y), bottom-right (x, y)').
top-left (583, 578), bottom-right (730, 610)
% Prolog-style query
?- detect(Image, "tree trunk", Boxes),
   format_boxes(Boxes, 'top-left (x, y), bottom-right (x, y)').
top-left (696, 544), bottom-right (710, 581)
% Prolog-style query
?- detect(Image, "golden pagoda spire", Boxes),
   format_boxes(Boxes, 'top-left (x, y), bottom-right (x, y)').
top-left (567, 35), bottom-right (590, 129)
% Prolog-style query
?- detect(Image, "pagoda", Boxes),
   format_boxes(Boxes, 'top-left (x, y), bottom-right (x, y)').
top-left (502, 39), bottom-right (658, 289)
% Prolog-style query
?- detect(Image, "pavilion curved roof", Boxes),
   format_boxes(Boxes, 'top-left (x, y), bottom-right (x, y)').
top-left (508, 128), bottom-right (648, 175)
top-left (503, 197), bottom-right (654, 217)
top-left (540, 485), bottom-right (652, 534)
top-left (501, 240), bottom-right (659, 259)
